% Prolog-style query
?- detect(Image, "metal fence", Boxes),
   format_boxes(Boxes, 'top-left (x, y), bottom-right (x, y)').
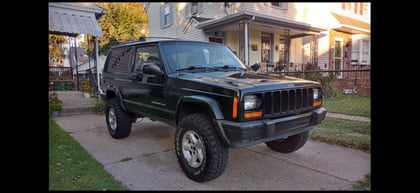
top-left (49, 66), bottom-right (98, 92)
top-left (258, 63), bottom-right (371, 96)
top-left (49, 67), bottom-right (74, 91)
top-left (279, 64), bottom-right (370, 82)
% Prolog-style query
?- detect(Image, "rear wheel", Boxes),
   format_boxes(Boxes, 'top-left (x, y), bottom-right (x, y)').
top-left (175, 113), bottom-right (228, 182)
top-left (105, 98), bottom-right (132, 139)
top-left (265, 131), bottom-right (309, 153)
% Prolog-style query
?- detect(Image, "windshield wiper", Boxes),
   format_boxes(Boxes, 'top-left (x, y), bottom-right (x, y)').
top-left (213, 65), bottom-right (245, 71)
top-left (176, 65), bottom-right (211, 72)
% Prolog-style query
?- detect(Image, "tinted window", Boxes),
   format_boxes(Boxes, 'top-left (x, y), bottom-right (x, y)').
top-left (105, 47), bottom-right (133, 73)
top-left (133, 44), bottom-right (161, 72)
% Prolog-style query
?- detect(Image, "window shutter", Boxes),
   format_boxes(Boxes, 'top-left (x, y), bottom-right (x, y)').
top-left (160, 5), bottom-right (164, 28)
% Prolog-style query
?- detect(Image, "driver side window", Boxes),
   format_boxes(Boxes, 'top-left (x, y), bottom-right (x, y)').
top-left (134, 45), bottom-right (161, 72)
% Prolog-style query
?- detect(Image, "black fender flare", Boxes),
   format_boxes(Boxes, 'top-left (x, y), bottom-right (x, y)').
top-left (176, 95), bottom-right (230, 146)
top-left (177, 95), bottom-right (224, 121)
top-left (105, 86), bottom-right (129, 112)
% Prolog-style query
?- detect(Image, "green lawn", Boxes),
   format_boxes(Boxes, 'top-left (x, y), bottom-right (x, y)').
top-left (352, 173), bottom-right (371, 190)
top-left (49, 119), bottom-right (127, 190)
top-left (323, 95), bottom-right (370, 117)
top-left (312, 95), bottom-right (371, 190)
top-left (310, 117), bottom-right (371, 152)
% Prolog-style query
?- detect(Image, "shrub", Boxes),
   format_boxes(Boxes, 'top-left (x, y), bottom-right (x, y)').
top-left (95, 97), bottom-right (106, 115)
top-left (303, 64), bottom-right (337, 98)
top-left (49, 92), bottom-right (63, 113)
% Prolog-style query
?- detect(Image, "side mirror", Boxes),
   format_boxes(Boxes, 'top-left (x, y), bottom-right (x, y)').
top-left (143, 63), bottom-right (162, 75)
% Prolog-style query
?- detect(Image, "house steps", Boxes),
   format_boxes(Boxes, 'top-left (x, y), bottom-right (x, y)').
top-left (53, 91), bottom-right (97, 117)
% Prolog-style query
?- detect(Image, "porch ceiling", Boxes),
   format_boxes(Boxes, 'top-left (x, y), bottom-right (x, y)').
top-left (196, 11), bottom-right (327, 37)
top-left (331, 12), bottom-right (370, 35)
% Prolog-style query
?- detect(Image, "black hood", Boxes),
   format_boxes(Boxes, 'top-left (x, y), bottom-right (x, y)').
top-left (178, 71), bottom-right (319, 91)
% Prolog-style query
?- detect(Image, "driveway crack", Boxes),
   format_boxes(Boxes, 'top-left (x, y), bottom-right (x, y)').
top-left (103, 148), bottom-right (174, 166)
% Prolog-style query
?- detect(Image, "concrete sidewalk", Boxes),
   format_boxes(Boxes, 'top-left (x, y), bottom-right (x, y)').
top-left (326, 112), bottom-right (370, 122)
top-left (53, 114), bottom-right (370, 190)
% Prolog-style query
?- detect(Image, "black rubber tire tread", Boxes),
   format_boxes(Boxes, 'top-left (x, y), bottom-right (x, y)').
top-left (105, 98), bottom-right (132, 139)
top-left (265, 131), bottom-right (309, 153)
top-left (175, 113), bottom-right (228, 182)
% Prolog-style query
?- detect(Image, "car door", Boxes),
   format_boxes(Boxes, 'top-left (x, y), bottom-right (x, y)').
top-left (127, 43), bottom-right (169, 120)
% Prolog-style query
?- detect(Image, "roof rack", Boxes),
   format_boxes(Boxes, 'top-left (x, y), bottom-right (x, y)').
top-left (138, 36), bottom-right (179, 41)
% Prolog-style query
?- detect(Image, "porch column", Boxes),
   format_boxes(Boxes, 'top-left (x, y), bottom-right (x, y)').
top-left (95, 36), bottom-right (102, 94)
top-left (238, 22), bottom-right (245, 66)
top-left (244, 21), bottom-right (249, 67)
top-left (74, 37), bottom-right (79, 91)
top-left (311, 34), bottom-right (319, 65)
top-left (284, 29), bottom-right (290, 67)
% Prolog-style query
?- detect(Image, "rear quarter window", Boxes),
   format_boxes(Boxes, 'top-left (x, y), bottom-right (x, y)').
top-left (104, 47), bottom-right (133, 74)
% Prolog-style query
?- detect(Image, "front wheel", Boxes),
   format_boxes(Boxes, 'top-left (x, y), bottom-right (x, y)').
top-left (265, 131), bottom-right (309, 153)
top-left (105, 98), bottom-right (132, 139)
top-left (175, 113), bottom-right (228, 182)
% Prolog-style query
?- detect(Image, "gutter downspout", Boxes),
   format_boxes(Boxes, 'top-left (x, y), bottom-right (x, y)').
top-left (244, 16), bottom-right (255, 67)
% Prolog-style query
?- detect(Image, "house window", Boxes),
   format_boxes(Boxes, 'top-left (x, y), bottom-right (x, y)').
top-left (342, 2), bottom-right (369, 16)
top-left (160, 3), bottom-right (172, 28)
top-left (362, 3), bottom-right (370, 16)
top-left (185, 3), bottom-right (203, 19)
top-left (271, 2), bottom-right (288, 9)
top-left (209, 37), bottom-right (223, 44)
top-left (191, 2), bottom-right (198, 14)
top-left (360, 39), bottom-right (369, 64)
top-left (342, 3), bottom-right (352, 11)
top-left (164, 4), bottom-right (170, 25)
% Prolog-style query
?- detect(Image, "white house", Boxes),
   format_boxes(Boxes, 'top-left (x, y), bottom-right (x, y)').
top-left (145, 2), bottom-right (370, 77)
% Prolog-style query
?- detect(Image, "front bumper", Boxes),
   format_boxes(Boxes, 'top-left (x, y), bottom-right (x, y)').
top-left (215, 107), bottom-right (326, 148)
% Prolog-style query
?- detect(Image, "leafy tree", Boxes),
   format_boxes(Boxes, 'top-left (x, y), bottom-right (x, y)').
top-left (82, 3), bottom-right (148, 55)
top-left (49, 34), bottom-right (67, 65)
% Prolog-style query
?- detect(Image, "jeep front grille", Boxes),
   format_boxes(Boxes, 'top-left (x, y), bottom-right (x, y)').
top-left (263, 88), bottom-right (314, 116)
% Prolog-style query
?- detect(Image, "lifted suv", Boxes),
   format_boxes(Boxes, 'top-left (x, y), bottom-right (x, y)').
top-left (101, 39), bottom-right (326, 182)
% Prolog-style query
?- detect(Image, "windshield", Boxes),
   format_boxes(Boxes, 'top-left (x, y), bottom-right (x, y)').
top-left (161, 41), bottom-right (246, 72)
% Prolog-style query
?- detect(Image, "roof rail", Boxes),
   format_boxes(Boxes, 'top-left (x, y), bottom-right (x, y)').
top-left (138, 36), bottom-right (179, 41)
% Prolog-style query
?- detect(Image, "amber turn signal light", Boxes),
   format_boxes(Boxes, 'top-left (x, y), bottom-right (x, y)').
top-left (313, 100), bottom-right (322, 107)
top-left (232, 96), bottom-right (238, 118)
top-left (244, 111), bottom-right (262, 119)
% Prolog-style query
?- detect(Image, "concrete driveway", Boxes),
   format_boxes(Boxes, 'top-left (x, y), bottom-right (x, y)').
top-left (53, 114), bottom-right (370, 190)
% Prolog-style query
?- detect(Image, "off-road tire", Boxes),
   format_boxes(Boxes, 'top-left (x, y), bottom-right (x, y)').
top-left (175, 113), bottom-right (228, 182)
top-left (105, 98), bottom-right (132, 139)
top-left (265, 131), bottom-right (309, 153)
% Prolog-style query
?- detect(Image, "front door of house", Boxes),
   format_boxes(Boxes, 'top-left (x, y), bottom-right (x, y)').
top-left (334, 38), bottom-right (343, 78)
top-left (261, 34), bottom-right (272, 72)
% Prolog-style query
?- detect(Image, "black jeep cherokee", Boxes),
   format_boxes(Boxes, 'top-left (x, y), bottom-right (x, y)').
top-left (101, 39), bottom-right (326, 182)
